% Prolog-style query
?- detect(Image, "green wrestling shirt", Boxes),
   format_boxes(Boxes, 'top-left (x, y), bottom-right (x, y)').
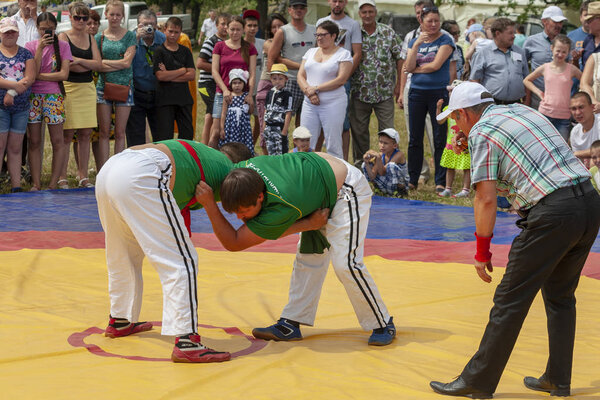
top-left (160, 140), bottom-right (233, 210)
top-left (235, 152), bottom-right (338, 240)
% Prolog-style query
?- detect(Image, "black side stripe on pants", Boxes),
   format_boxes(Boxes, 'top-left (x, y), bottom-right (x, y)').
top-left (157, 166), bottom-right (198, 334)
top-left (343, 182), bottom-right (386, 328)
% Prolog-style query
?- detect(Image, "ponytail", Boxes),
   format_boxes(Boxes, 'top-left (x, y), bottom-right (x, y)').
top-left (53, 34), bottom-right (66, 97)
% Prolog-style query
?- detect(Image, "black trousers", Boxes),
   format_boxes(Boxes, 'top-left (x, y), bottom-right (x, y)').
top-left (125, 89), bottom-right (159, 147)
top-left (155, 104), bottom-right (194, 142)
top-left (461, 180), bottom-right (600, 393)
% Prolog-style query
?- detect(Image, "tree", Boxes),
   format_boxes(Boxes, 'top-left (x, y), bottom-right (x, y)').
top-left (441, 0), bottom-right (582, 22)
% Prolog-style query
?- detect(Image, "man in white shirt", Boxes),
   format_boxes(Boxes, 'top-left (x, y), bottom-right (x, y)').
top-left (570, 91), bottom-right (600, 167)
top-left (12, 0), bottom-right (39, 46)
top-left (197, 9), bottom-right (217, 46)
top-left (316, 0), bottom-right (362, 160)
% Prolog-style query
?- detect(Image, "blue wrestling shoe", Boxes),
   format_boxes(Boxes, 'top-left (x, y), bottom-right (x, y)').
top-left (368, 317), bottom-right (396, 346)
top-left (252, 318), bottom-right (303, 341)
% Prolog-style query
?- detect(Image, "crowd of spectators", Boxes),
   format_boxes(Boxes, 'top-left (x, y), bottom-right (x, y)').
top-left (1, 0), bottom-right (599, 200)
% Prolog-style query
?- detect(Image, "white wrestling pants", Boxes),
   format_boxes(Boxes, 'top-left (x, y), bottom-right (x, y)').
top-left (281, 162), bottom-right (391, 330)
top-left (96, 148), bottom-right (199, 336)
top-left (301, 96), bottom-right (347, 159)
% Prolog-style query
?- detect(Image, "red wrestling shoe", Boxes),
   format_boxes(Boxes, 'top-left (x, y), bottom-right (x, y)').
top-left (171, 334), bottom-right (231, 363)
top-left (104, 317), bottom-right (153, 338)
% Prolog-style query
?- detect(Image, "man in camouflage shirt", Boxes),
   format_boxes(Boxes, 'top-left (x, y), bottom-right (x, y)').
top-left (349, 0), bottom-right (403, 164)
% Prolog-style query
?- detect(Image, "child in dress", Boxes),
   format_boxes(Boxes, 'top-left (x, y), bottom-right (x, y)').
top-left (290, 126), bottom-right (313, 153)
top-left (436, 96), bottom-right (471, 198)
top-left (219, 68), bottom-right (254, 155)
top-left (362, 128), bottom-right (409, 196)
top-left (523, 34), bottom-right (582, 141)
top-left (590, 140), bottom-right (600, 191)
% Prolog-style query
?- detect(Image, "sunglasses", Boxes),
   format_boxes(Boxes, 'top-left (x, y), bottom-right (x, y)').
top-left (421, 6), bottom-right (439, 15)
top-left (73, 15), bottom-right (90, 22)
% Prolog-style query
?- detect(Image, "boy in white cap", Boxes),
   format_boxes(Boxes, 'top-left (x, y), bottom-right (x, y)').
top-left (361, 128), bottom-right (409, 196)
top-left (290, 126), bottom-right (313, 152)
top-left (264, 63), bottom-right (293, 155)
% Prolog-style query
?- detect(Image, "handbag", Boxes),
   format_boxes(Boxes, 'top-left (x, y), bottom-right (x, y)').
top-left (100, 34), bottom-right (130, 103)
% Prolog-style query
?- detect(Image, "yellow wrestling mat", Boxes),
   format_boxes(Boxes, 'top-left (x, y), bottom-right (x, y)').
top-left (1, 248), bottom-right (599, 399)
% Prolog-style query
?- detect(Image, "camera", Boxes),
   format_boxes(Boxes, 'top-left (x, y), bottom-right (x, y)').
top-left (142, 25), bottom-right (154, 35)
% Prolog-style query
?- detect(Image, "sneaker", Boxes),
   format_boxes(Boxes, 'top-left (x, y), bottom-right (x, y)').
top-left (452, 189), bottom-right (470, 198)
top-left (171, 334), bottom-right (231, 363)
top-left (104, 317), bottom-right (153, 338)
top-left (252, 318), bottom-right (303, 341)
top-left (368, 317), bottom-right (396, 346)
top-left (437, 188), bottom-right (452, 197)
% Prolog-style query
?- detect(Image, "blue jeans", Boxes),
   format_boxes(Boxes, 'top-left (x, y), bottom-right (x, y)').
top-left (545, 116), bottom-right (571, 143)
top-left (408, 87), bottom-right (448, 187)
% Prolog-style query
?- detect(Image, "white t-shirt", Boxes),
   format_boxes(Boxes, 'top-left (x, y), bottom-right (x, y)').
top-left (201, 17), bottom-right (217, 38)
top-left (315, 15), bottom-right (361, 54)
top-left (12, 12), bottom-right (40, 47)
top-left (302, 46), bottom-right (352, 102)
top-left (570, 114), bottom-right (600, 152)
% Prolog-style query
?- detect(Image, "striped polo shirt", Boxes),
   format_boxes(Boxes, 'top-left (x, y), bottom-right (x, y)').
top-left (469, 104), bottom-right (590, 210)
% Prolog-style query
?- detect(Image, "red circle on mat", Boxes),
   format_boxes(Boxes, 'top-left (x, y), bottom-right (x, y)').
top-left (67, 322), bottom-right (267, 362)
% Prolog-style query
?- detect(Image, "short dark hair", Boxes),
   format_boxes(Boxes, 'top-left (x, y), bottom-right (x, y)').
top-left (491, 17), bottom-right (515, 36)
top-left (217, 13), bottom-right (231, 25)
top-left (441, 20), bottom-right (458, 32)
top-left (572, 91), bottom-right (592, 105)
top-left (219, 142), bottom-right (253, 164)
top-left (414, 0), bottom-right (434, 8)
top-left (591, 139), bottom-right (600, 151)
top-left (220, 169), bottom-right (265, 213)
top-left (581, 0), bottom-right (591, 15)
top-left (317, 20), bottom-right (339, 41)
top-left (89, 9), bottom-right (101, 22)
top-left (166, 16), bottom-right (182, 29)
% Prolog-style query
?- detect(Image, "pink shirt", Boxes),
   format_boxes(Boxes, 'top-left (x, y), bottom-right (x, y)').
top-left (25, 39), bottom-right (73, 94)
top-left (538, 63), bottom-right (574, 120)
top-left (213, 40), bottom-right (257, 93)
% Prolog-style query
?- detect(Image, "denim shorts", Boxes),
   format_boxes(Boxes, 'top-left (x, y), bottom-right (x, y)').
top-left (97, 85), bottom-right (134, 107)
top-left (0, 108), bottom-right (29, 134)
top-left (212, 92), bottom-right (223, 119)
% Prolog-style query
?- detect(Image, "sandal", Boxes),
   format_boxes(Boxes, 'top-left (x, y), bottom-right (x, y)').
top-left (79, 178), bottom-right (94, 188)
top-left (57, 179), bottom-right (69, 189)
top-left (452, 188), bottom-right (471, 198)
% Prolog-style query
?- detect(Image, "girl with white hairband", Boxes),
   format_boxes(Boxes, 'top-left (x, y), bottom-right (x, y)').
top-left (218, 68), bottom-right (254, 155)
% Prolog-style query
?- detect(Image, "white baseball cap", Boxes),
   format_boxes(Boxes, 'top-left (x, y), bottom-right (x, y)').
top-left (436, 82), bottom-right (494, 121)
top-left (378, 128), bottom-right (399, 143)
top-left (541, 6), bottom-right (567, 22)
top-left (358, 0), bottom-right (376, 9)
top-left (292, 126), bottom-right (312, 139)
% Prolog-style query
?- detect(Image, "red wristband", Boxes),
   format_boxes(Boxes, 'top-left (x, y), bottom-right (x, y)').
top-left (474, 232), bottom-right (493, 263)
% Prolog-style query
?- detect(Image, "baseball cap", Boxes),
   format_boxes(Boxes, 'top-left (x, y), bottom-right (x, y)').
top-left (292, 126), bottom-right (312, 139)
top-left (243, 9), bottom-right (260, 21)
top-left (0, 18), bottom-right (19, 33)
top-left (585, 1), bottom-right (600, 21)
top-left (377, 128), bottom-right (399, 143)
top-left (436, 82), bottom-right (494, 121)
top-left (289, 0), bottom-right (307, 6)
top-left (269, 63), bottom-right (289, 76)
top-left (541, 5), bottom-right (567, 22)
top-left (464, 23), bottom-right (484, 43)
top-left (358, 0), bottom-right (376, 9)
top-left (229, 68), bottom-right (249, 84)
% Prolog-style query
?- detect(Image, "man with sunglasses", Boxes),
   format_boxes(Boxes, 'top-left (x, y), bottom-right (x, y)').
top-left (268, 0), bottom-right (315, 127)
top-left (125, 9), bottom-right (165, 147)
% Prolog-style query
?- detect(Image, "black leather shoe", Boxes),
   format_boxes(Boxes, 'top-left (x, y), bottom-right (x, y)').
top-left (523, 374), bottom-right (570, 397)
top-left (430, 377), bottom-right (493, 399)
